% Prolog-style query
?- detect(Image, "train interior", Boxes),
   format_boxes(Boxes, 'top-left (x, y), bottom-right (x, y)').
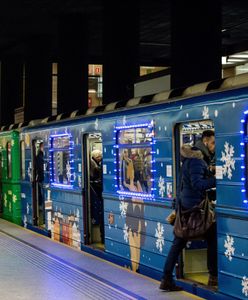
top-left (83, 133), bottom-right (104, 250)
top-left (175, 119), bottom-right (215, 287)
top-left (31, 138), bottom-right (45, 228)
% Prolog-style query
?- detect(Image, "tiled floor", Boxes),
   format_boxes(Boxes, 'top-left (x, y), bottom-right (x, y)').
top-left (0, 219), bottom-right (202, 300)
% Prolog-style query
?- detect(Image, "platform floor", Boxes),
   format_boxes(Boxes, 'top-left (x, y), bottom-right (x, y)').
top-left (0, 219), bottom-right (202, 300)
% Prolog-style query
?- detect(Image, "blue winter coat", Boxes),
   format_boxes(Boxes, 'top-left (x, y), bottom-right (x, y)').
top-left (179, 145), bottom-right (216, 209)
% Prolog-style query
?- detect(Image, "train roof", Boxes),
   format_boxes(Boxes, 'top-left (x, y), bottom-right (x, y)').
top-left (1, 72), bottom-right (248, 133)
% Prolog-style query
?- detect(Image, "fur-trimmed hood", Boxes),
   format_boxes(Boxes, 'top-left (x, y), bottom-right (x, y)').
top-left (180, 144), bottom-right (204, 160)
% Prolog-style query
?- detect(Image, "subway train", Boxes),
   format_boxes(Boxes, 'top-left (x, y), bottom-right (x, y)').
top-left (1, 73), bottom-right (248, 299)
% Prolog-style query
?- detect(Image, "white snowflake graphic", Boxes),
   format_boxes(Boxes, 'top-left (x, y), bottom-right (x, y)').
top-left (66, 161), bottom-right (71, 182)
top-left (95, 118), bottom-right (99, 130)
top-left (78, 175), bottom-right (82, 187)
top-left (220, 142), bottom-right (235, 179)
top-left (28, 162), bottom-right (32, 181)
top-left (155, 222), bottom-right (165, 253)
top-left (214, 110), bottom-right (218, 117)
top-left (23, 215), bottom-right (27, 228)
top-left (202, 106), bottom-right (209, 119)
top-left (242, 276), bottom-right (248, 297)
top-left (119, 201), bottom-right (128, 218)
top-left (26, 203), bottom-right (30, 214)
top-left (11, 139), bottom-right (15, 146)
top-left (224, 234), bottom-right (235, 261)
top-left (123, 116), bottom-right (127, 125)
top-left (123, 223), bottom-right (129, 242)
top-left (12, 194), bottom-right (17, 203)
top-left (158, 176), bottom-right (165, 197)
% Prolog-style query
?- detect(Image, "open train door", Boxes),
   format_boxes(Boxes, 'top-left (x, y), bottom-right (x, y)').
top-left (174, 119), bottom-right (215, 286)
top-left (31, 138), bottom-right (44, 227)
top-left (82, 133), bottom-right (104, 249)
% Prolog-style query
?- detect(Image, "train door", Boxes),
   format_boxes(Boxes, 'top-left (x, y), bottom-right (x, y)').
top-left (82, 133), bottom-right (104, 249)
top-left (31, 138), bottom-right (44, 227)
top-left (174, 120), bottom-right (215, 286)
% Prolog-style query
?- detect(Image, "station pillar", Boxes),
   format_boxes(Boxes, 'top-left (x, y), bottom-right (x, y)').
top-left (102, 1), bottom-right (140, 104)
top-left (171, 1), bottom-right (222, 89)
top-left (57, 14), bottom-right (89, 114)
top-left (0, 58), bottom-right (23, 126)
top-left (24, 38), bottom-right (52, 121)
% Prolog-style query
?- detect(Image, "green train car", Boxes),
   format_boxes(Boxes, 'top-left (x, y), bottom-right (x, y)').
top-left (0, 130), bottom-right (21, 225)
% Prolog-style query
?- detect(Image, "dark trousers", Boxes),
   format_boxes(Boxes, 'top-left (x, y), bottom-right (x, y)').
top-left (162, 223), bottom-right (217, 279)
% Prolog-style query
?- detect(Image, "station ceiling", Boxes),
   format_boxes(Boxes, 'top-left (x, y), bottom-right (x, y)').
top-left (0, 0), bottom-right (248, 66)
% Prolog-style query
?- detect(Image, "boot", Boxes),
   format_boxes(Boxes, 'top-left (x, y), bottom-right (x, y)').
top-left (208, 274), bottom-right (218, 287)
top-left (159, 277), bottom-right (183, 292)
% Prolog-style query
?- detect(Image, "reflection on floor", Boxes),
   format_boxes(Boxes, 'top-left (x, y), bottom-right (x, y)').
top-left (184, 272), bottom-right (208, 285)
top-left (91, 242), bottom-right (105, 250)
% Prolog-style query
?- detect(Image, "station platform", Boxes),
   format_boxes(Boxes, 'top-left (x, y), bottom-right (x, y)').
top-left (0, 219), bottom-right (202, 300)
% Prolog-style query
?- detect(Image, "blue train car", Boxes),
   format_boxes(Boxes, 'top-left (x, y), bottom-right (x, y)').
top-left (18, 73), bottom-right (248, 299)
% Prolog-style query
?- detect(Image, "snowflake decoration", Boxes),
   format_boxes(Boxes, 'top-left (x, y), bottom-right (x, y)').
top-left (26, 203), bottom-right (30, 214)
top-left (78, 175), bottom-right (82, 187)
top-left (23, 215), bottom-right (27, 228)
top-left (158, 176), bottom-right (165, 197)
top-left (12, 194), bottom-right (17, 203)
top-left (155, 222), bottom-right (165, 253)
top-left (224, 234), bottom-right (235, 261)
top-left (94, 118), bottom-right (99, 130)
top-left (123, 223), bottom-right (129, 242)
top-left (220, 142), bottom-right (235, 179)
top-left (242, 276), bottom-right (248, 297)
top-left (66, 161), bottom-right (71, 182)
top-left (123, 116), bottom-right (127, 125)
top-left (11, 139), bottom-right (15, 146)
top-left (28, 162), bottom-right (32, 181)
top-left (119, 201), bottom-right (128, 218)
top-left (4, 194), bottom-right (7, 207)
top-left (202, 106), bottom-right (209, 119)
top-left (214, 110), bottom-right (218, 117)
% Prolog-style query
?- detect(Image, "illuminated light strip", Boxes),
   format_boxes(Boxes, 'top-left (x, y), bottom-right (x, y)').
top-left (115, 123), bottom-right (152, 130)
top-left (117, 190), bottom-right (155, 199)
top-left (50, 133), bottom-right (72, 138)
top-left (241, 110), bottom-right (248, 204)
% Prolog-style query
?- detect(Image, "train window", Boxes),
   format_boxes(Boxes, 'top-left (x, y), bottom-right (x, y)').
top-left (6, 142), bottom-right (12, 179)
top-left (116, 123), bottom-right (154, 197)
top-left (50, 134), bottom-right (72, 187)
top-left (20, 141), bottom-right (25, 180)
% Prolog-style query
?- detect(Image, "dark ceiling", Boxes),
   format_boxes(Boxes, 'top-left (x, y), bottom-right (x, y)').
top-left (0, 1), bottom-right (248, 66)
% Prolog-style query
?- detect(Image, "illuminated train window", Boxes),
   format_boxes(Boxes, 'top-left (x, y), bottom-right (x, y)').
top-left (116, 123), bottom-right (155, 198)
top-left (50, 134), bottom-right (73, 188)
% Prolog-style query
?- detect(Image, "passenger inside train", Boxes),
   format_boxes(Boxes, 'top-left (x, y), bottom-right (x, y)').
top-left (36, 141), bottom-right (45, 226)
top-left (90, 149), bottom-right (104, 244)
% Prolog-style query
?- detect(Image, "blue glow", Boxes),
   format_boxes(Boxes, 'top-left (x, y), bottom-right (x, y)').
top-left (50, 133), bottom-right (71, 138)
top-left (241, 189), bottom-right (246, 193)
top-left (244, 110), bottom-right (248, 115)
top-left (241, 119), bottom-right (245, 123)
top-left (243, 200), bottom-right (248, 203)
top-left (240, 142), bottom-right (245, 146)
top-left (115, 123), bottom-right (151, 130)
top-left (241, 166), bottom-right (245, 169)
top-left (240, 130), bottom-right (244, 134)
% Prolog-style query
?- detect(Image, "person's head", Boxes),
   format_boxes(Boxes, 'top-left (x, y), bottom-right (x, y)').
top-left (202, 130), bottom-right (215, 153)
top-left (91, 149), bottom-right (102, 163)
top-left (39, 142), bottom-right (44, 152)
